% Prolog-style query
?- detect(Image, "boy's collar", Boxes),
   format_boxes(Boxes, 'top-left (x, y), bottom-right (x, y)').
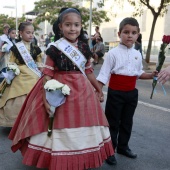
top-left (119, 43), bottom-right (133, 49)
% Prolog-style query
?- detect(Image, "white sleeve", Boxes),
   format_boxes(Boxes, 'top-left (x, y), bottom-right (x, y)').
top-left (137, 53), bottom-right (145, 78)
top-left (97, 51), bottom-right (115, 85)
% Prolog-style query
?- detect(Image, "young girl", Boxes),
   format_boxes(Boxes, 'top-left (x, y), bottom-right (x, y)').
top-left (0, 28), bottom-right (16, 73)
top-left (8, 28), bottom-right (17, 45)
top-left (9, 8), bottom-right (114, 170)
top-left (0, 22), bottom-right (43, 127)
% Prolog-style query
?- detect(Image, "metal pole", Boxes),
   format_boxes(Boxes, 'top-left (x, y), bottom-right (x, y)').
top-left (89, 0), bottom-right (92, 47)
top-left (15, 0), bottom-right (18, 33)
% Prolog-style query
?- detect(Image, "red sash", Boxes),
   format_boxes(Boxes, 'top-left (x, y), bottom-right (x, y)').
top-left (109, 74), bottom-right (137, 91)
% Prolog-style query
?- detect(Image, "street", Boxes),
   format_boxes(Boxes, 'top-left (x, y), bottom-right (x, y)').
top-left (0, 63), bottom-right (170, 170)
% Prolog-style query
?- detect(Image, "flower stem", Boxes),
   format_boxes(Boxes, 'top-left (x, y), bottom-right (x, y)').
top-left (150, 87), bottom-right (155, 99)
top-left (47, 116), bottom-right (54, 137)
top-left (150, 77), bottom-right (157, 99)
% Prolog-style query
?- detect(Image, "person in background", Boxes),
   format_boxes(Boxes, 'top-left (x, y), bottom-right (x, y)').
top-left (0, 24), bottom-right (10, 74)
top-left (0, 22), bottom-right (43, 127)
top-left (8, 8), bottom-right (114, 170)
top-left (45, 34), bottom-right (50, 47)
top-left (0, 24), bottom-right (10, 48)
top-left (48, 32), bottom-right (54, 42)
top-left (97, 17), bottom-right (157, 165)
top-left (91, 37), bottom-right (105, 65)
top-left (135, 33), bottom-right (143, 59)
top-left (8, 28), bottom-right (17, 45)
top-left (83, 30), bottom-right (89, 44)
top-left (39, 34), bottom-right (45, 47)
top-left (91, 26), bottom-right (102, 47)
top-left (158, 65), bottom-right (170, 84)
top-left (0, 28), bottom-right (17, 76)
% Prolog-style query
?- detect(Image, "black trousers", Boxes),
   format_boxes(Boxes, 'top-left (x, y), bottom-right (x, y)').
top-left (105, 88), bottom-right (138, 151)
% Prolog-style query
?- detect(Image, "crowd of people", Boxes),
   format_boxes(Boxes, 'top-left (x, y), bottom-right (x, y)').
top-left (0, 7), bottom-right (170, 170)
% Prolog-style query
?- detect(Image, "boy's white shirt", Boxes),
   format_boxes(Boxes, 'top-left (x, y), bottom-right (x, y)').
top-left (97, 43), bottom-right (144, 85)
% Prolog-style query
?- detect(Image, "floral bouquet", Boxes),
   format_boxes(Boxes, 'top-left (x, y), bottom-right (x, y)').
top-left (1, 44), bottom-right (8, 52)
top-left (150, 35), bottom-right (170, 99)
top-left (44, 79), bottom-right (71, 137)
top-left (2, 64), bottom-right (20, 85)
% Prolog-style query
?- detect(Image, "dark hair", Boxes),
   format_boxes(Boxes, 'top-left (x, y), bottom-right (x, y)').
top-left (96, 37), bottom-right (101, 41)
top-left (46, 8), bottom-right (93, 64)
top-left (8, 28), bottom-right (16, 34)
top-left (95, 26), bottom-right (99, 30)
top-left (18, 22), bottom-right (33, 41)
top-left (119, 17), bottom-right (139, 32)
top-left (53, 8), bottom-right (85, 42)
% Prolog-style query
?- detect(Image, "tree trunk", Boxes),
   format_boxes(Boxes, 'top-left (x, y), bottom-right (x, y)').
top-left (145, 15), bottom-right (158, 63)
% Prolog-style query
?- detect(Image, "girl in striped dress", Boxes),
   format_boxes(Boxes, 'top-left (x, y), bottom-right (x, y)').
top-left (9, 8), bottom-right (114, 170)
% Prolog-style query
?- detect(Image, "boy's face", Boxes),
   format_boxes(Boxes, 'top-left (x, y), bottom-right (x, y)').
top-left (118, 24), bottom-right (139, 48)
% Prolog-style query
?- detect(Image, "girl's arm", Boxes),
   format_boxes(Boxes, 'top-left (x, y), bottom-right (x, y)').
top-left (86, 72), bottom-right (104, 102)
top-left (43, 75), bottom-right (52, 115)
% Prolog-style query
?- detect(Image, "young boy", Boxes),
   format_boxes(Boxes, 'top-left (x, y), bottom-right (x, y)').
top-left (97, 17), bottom-right (157, 165)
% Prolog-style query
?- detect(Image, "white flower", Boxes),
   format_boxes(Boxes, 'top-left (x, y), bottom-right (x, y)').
top-left (7, 64), bottom-right (20, 75)
top-left (1, 44), bottom-right (8, 52)
top-left (44, 79), bottom-right (71, 95)
top-left (62, 84), bottom-right (70, 95)
top-left (44, 79), bottom-right (64, 91)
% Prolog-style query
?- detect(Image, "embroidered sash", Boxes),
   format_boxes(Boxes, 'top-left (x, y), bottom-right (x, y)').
top-left (15, 42), bottom-right (42, 77)
top-left (48, 38), bottom-right (87, 76)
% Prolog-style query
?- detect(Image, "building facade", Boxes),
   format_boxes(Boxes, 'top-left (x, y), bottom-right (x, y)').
top-left (81, 0), bottom-right (170, 55)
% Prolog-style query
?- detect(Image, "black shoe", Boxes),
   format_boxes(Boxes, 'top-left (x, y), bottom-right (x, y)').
top-left (117, 148), bottom-right (137, 159)
top-left (105, 155), bottom-right (117, 165)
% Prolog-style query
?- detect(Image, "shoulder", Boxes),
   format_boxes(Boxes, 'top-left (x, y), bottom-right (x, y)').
top-left (46, 44), bottom-right (61, 56)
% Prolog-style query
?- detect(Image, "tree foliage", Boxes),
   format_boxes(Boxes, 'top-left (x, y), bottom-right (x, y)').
top-left (33, 0), bottom-right (110, 30)
top-left (114, 0), bottom-right (170, 63)
top-left (0, 14), bottom-right (26, 34)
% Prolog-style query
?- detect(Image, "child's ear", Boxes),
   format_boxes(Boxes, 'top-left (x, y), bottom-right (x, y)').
top-left (59, 23), bottom-right (62, 30)
top-left (118, 32), bottom-right (120, 38)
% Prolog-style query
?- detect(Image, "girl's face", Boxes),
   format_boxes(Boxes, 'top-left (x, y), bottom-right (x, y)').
top-left (9, 30), bottom-right (16, 39)
top-left (19, 25), bottom-right (34, 42)
top-left (59, 13), bottom-right (82, 41)
top-left (118, 24), bottom-right (139, 48)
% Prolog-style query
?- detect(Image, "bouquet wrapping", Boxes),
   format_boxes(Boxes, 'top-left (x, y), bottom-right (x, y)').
top-left (44, 79), bottom-right (70, 137)
top-left (0, 64), bottom-right (20, 97)
top-left (150, 35), bottom-right (170, 99)
top-left (2, 64), bottom-right (20, 84)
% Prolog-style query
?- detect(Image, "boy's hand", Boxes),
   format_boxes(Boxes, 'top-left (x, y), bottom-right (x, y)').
top-left (151, 70), bottom-right (158, 78)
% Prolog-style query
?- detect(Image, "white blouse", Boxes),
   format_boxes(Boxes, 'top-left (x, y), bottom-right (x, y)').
top-left (97, 44), bottom-right (144, 85)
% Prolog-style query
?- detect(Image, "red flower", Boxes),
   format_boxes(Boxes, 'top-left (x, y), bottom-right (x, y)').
top-left (162, 35), bottom-right (170, 44)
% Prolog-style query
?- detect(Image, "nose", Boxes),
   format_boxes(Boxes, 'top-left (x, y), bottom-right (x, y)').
top-left (70, 25), bottom-right (76, 31)
top-left (128, 33), bottom-right (133, 37)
